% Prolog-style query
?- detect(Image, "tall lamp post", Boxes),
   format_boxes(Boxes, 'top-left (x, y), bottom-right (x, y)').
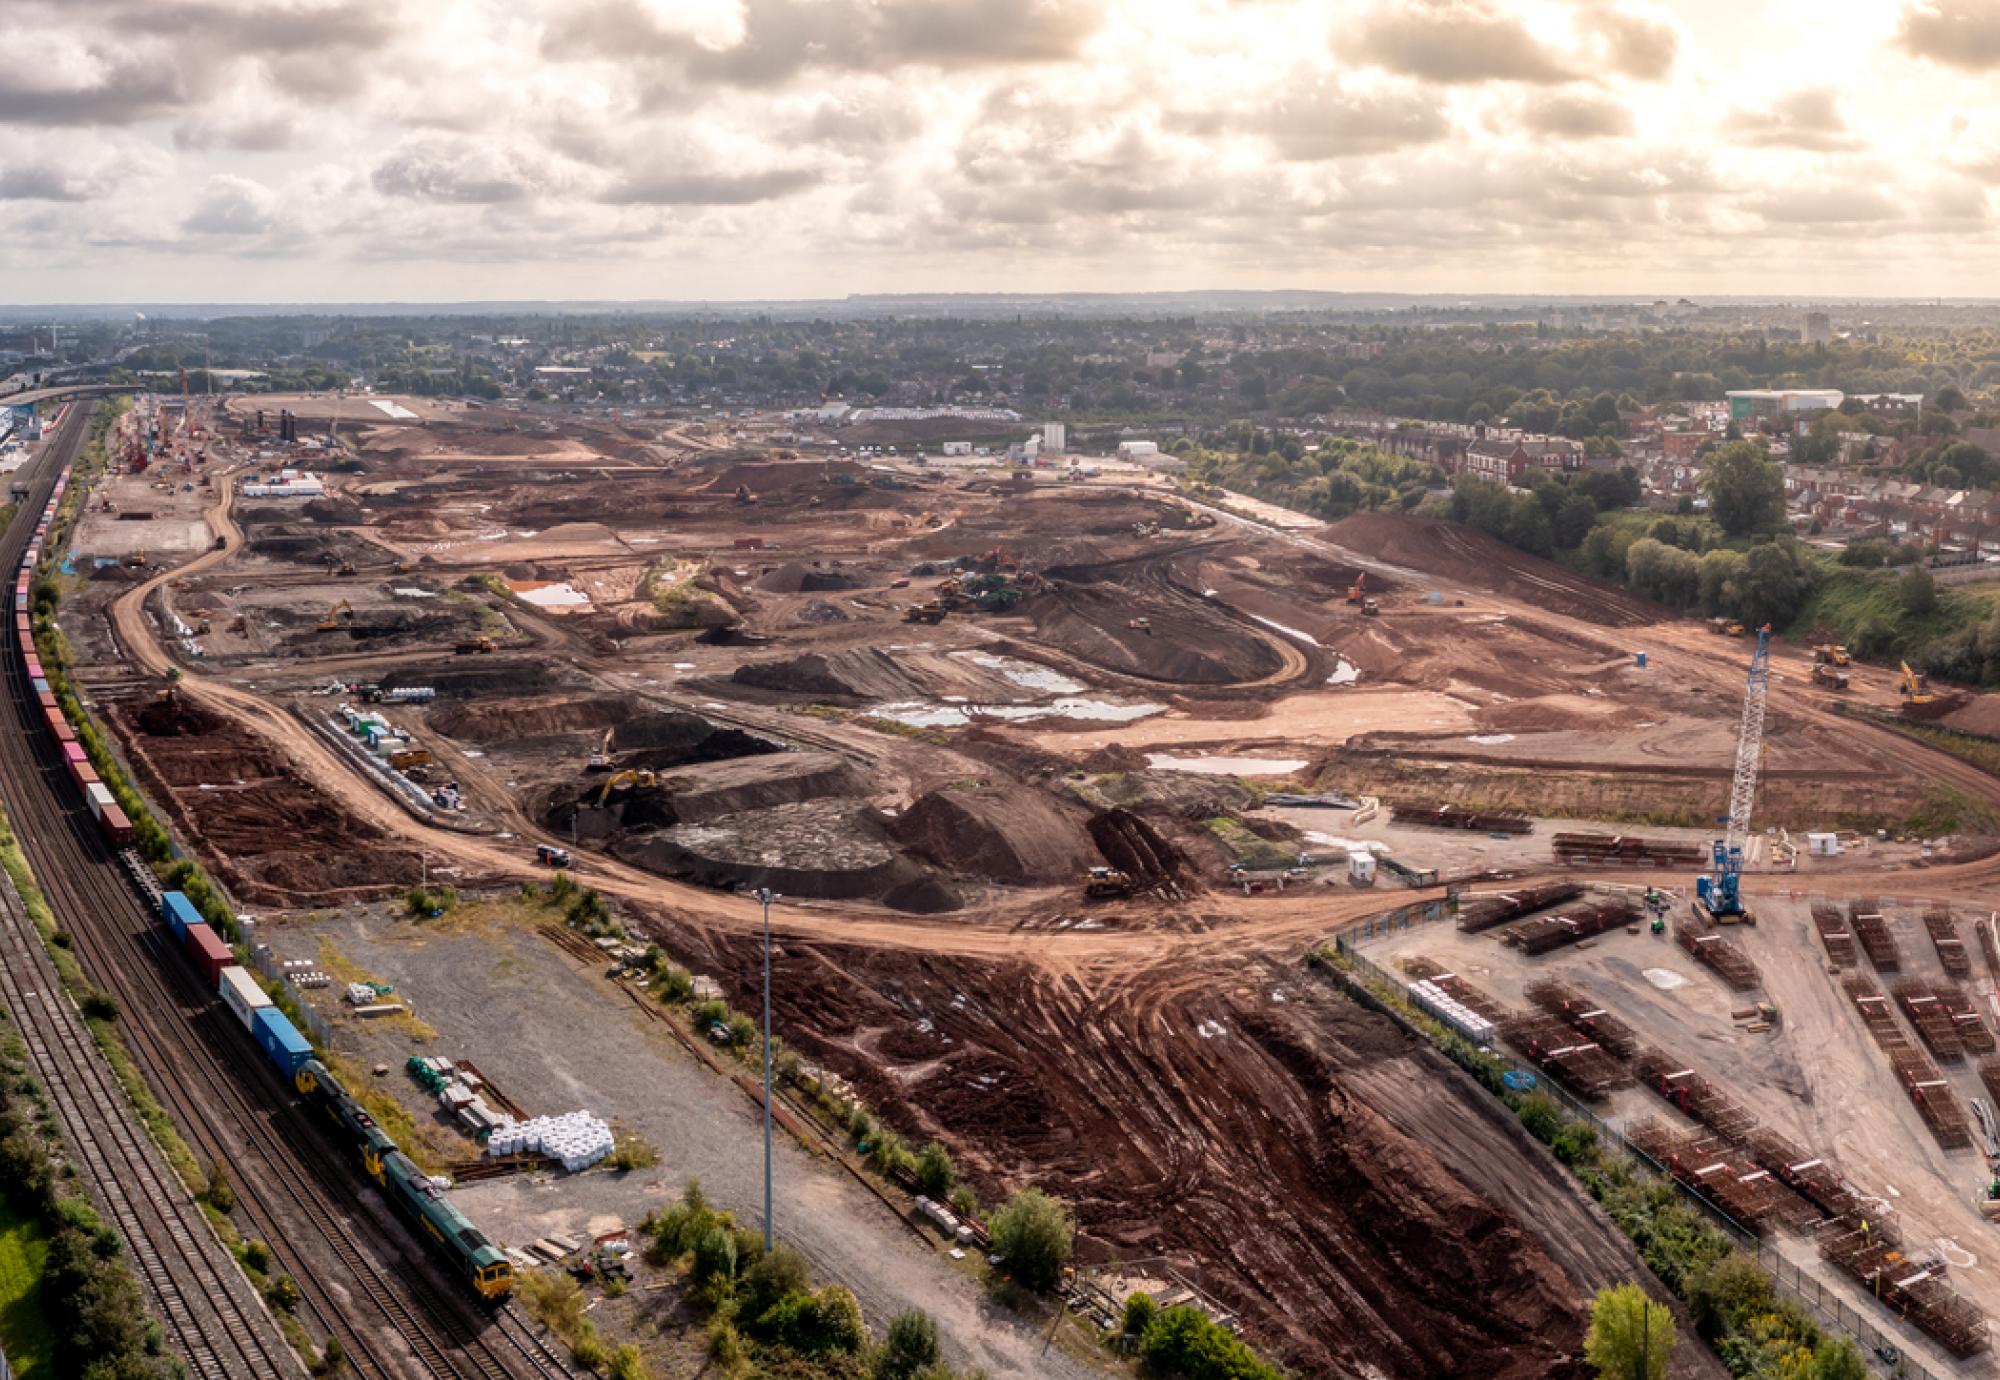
top-left (754, 887), bottom-right (779, 1250)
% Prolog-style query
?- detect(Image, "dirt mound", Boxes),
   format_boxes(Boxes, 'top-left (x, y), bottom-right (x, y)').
top-left (790, 600), bottom-right (850, 625)
top-left (1322, 513), bottom-right (1664, 628)
top-left (554, 752), bottom-right (860, 833)
top-left (134, 693), bottom-right (228, 738)
top-left (732, 649), bottom-right (926, 701)
top-left (304, 497), bottom-right (366, 525)
top-left (380, 661), bottom-right (562, 697)
top-left (755, 562), bottom-right (862, 594)
top-left (611, 712), bottom-right (782, 766)
top-left (1942, 694), bottom-right (2000, 739)
top-left (1088, 808), bottom-right (1190, 882)
top-left (695, 460), bottom-right (842, 495)
top-left (1477, 695), bottom-right (1625, 735)
top-left (431, 694), bottom-right (631, 744)
top-left (890, 788), bottom-right (1103, 884)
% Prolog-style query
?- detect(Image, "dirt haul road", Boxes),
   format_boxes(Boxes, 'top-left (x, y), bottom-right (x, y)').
top-left (103, 470), bottom-right (1991, 1376)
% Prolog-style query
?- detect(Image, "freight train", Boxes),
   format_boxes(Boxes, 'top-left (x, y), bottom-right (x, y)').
top-left (8, 409), bottom-right (513, 1301)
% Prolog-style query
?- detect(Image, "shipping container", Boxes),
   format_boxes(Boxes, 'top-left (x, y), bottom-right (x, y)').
top-left (35, 691), bottom-right (56, 712)
top-left (219, 965), bottom-right (272, 1031)
top-left (45, 710), bottom-right (73, 745)
top-left (252, 1007), bottom-right (312, 1078)
top-left (183, 922), bottom-right (231, 984)
top-left (161, 890), bottom-right (203, 942)
top-left (30, 678), bottom-right (46, 697)
top-left (85, 782), bottom-right (114, 819)
top-left (67, 757), bottom-right (98, 791)
top-left (99, 804), bottom-right (132, 848)
top-left (24, 660), bottom-right (43, 679)
top-left (63, 743), bottom-right (86, 768)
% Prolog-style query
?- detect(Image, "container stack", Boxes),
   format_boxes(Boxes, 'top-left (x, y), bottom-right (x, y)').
top-left (487, 1111), bottom-right (615, 1171)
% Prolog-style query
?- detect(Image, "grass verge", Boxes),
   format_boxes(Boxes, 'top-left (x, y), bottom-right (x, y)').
top-left (0, 1194), bottom-right (52, 1379)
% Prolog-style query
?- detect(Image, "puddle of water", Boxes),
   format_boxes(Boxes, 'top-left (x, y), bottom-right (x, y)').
top-left (392, 587), bottom-right (436, 599)
top-left (1247, 613), bottom-right (1320, 646)
top-left (1147, 754), bottom-right (1308, 776)
top-left (1467, 734), bottom-right (1515, 745)
top-left (876, 697), bottom-right (1164, 728)
top-left (961, 652), bottom-right (1086, 695)
top-left (1328, 658), bottom-right (1361, 685)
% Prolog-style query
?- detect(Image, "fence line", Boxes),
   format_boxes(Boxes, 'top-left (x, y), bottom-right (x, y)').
top-left (1329, 915), bottom-right (1937, 1380)
top-left (246, 943), bottom-right (337, 1050)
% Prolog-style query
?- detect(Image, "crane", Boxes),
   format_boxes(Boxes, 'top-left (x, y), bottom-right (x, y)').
top-left (1696, 625), bottom-right (1771, 924)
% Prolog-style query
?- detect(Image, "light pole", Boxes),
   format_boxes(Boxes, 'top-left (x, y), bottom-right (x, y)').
top-left (754, 886), bottom-right (779, 1250)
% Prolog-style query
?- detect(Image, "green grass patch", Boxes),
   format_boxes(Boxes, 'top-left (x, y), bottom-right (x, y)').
top-left (0, 1194), bottom-right (52, 1380)
top-left (1791, 564), bottom-right (2000, 659)
top-left (1204, 817), bottom-right (1297, 867)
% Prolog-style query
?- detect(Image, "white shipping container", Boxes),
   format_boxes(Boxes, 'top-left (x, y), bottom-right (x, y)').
top-left (219, 965), bottom-right (273, 1031)
top-left (85, 782), bottom-right (115, 820)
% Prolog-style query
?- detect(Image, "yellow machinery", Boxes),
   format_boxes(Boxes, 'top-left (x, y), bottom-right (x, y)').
top-left (1084, 866), bottom-right (1134, 899)
top-left (1900, 661), bottom-right (1934, 705)
top-left (1811, 663), bottom-right (1849, 691)
top-left (315, 600), bottom-right (354, 632)
top-left (597, 769), bottom-right (656, 805)
top-left (1812, 644), bottom-right (1852, 667)
top-left (586, 727), bottom-right (614, 771)
top-left (904, 602), bottom-right (948, 624)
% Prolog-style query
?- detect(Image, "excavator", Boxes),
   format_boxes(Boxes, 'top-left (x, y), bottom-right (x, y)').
top-left (1900, 661), bottom-right (1936, 707)
top-left (733, 484), bottom-right (757, 506)
top-left (597, 769), bottom-right (656, 805)
top-left (315, 600), bottom-right (355, 632)
top-left (1346, 572), bottom-right (1367, 605)
top-left (586, 727), bottom-right (615, 771)
top-left (1083, 866), bottom-right (1135, 899)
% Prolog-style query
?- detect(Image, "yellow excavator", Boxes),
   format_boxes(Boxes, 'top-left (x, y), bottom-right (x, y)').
top-left (1900, 661), bottom-right (1935, 706)
top-left (586, 727), bottom-right (614, 771)
top-left (315, 600), bottom-right (354, 632)
top-left (596, 769), bottom-right (656, 805)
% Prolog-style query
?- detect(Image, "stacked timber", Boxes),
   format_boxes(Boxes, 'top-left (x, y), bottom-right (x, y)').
top-left (1632, 1047), bottom-right (1756, 1142)
top-left (1819, 1218), bottom-right (1988, 1357)
top-left (1933, 983), bottom-right (1996, 1055)
top-left (1850, 899), bottom-right (1900, 972)
top-left (1499, 1013), bottom-right (1631, 1097)
top-left (1550, 832), bottom-right (1704, 867)
top-left (1895, 978), bottom-right (1966, 1063)
top-left (1524, 977), bottom-right (1641, 1059)
top-left (1625, 1120), bottom-right (1801, 1231)
top-left (1843, 974), bottom-right (1971, 1150)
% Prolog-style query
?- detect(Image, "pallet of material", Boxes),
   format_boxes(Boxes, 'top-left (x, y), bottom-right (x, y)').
top-left (1398, 957), bottom-right (1508, 1023)
top-left (1893, 978), bottom-right (1966, 1063)
top-left (1849, 899), bottom-right (1900, 972)
top-left (1892, 1046), bottom-right (1972, 1150)
top-left (1809, 903), bottom-right (1856, 967)
top-left (1500, 1014), bottom-right (1632, 1097)
top-left (1936, 982), bottom-right (1996, 1055)
top-left (1503, 899), bottom-right (1638, 956)
top-left (1632, 1047), bottom-right (1757, 1142)
top-left (1842, 974), bottom-right (1906, 1050)
top-left (1524, 978), bottom-right (1640, 1059)
top-left (1455, 882), bottom-right (1584, 934)
top-left (1673, 921), bottom-right (1762, 992)
top-left (1624, 1120), bottom-right (1796, 1231)
top-left (1549, 832), bottom-right (1706, 867)
top-left (1743, 1127), bottom-right (1857, 1220)
top-left (1389, 801), bottom-right (1532, 835)
top-left (1819, 1218), bottom-right (1989, 1358)
top-left (1925, 908), bottom-right (1973, 979)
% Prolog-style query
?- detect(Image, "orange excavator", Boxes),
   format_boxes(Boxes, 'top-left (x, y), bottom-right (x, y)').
top-left (1345, 572), bottom-right (1367, 605)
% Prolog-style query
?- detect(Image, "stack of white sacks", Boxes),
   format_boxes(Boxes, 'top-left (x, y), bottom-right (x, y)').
top-left (486, 1110), bottom-right (615, 1171)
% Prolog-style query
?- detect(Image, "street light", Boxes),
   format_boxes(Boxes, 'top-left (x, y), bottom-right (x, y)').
top-left (753, 886), bottom-right (779, 1251)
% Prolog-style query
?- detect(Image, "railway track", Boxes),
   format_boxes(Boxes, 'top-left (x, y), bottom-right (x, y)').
top-left (0, 406), bottom-right (568, 1380)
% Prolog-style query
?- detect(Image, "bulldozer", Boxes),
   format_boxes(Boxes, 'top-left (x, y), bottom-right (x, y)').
top-left (586, 727), bottom-right (615, 771)
top-left (1084, 866), bottom-right (1135, 899)
top-left (597, 769), bottom-right (656, 805)
top-left (315, 599), bottom-right (355, 632)
top-left (903, 602), bottom-right (948, 625)
top-left (1811, 663), bottom-right (1849, 691)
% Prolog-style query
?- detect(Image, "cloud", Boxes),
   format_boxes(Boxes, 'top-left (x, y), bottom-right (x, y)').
top-left (1898, 0), bottom-right (2000, 71)
top-left (181, 174), bottom-right (284, 235)
top-left (122, 0), bottom-right (398, 54)
top-left (1350, 0), bottom-right (1576, 85)
top-left (1256, 81), bottom-right (1453, 159)
top-left (1518, 91), bottom-right (1634, 140)
top-left (0, 56), bottom-right (192, 126)
top-left (1749, 186), bottom-right (1902, 225)
top-left (1580, 2), bottom-right (1678, 81)
top-left (0, 166), bottom-right (97, 202)
top-left (372, 140), bottom-right (544, 204)
top-left (1726, 89), bottom-right (1859, 153)
top-left (174, 112), bottom-right (299, 152)
top-left (600, 168), bottom-right (823, 205)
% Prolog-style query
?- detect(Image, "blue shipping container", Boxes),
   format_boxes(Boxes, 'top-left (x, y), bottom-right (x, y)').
top-left (252, 1007), bottom-right (311, 1078)
top-left (30, 678), bottom-right (46, 696)
top-left (161, 891), bottom-right (202, 942)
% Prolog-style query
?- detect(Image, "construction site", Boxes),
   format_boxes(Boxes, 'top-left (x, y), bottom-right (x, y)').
top-left (57, 387), bottom-right (2000, 1377)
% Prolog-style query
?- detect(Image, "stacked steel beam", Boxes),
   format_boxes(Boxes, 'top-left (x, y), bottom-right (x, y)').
top-left (1743, 1127), bottom-right (1857, 1220)
top-left (1499, 1013), bottom-right (1632, 1097)
top-left (1389, 801), bottom-right (1532, 835)
top-left (1455, 882), bottom-right (1584, 934)
top-left (1925, 907), bottom-right (1972, 979)
top-left (1819, 1218), bottom-right (1989, 1357)
top-left (1893, 978), bottom-right (1966, 1063)
top-left (1674, 920), bottom-right (1762, 991)
top-left (1632, 1047), bottom-right (1757, 1141)
top-left (1850, 899), bottom-right (1900, 972)
top-left (1549, 832), bottom-right (1705, 867)
top-left (1843, 975), bottom-right (1971, 1150)
top-left (1625, 1119), bottom-right (1799, 1231)
top-left (1502, 898), bottom-right (1638, 956)
top-left (1934, 983), bottom-right (1996, 1056)
top-left (1524, 977), bottom-right (1641, 1059)
top-left (1810, 902), bottom-right (1856, 967)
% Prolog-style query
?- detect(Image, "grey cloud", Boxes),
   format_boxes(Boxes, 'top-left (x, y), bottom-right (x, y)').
top-left (1519, 92), bottom-right (1634, 140)
top-left (372, 143), bottom-right (539, 204)
top-left (1258, 83), bottom-right (1452, 159)
top-left (1582, 5), bottom-right (1678, 81)
top-left (0, 166), bottom-right (95, 201)
top-left (1750, 186), bottom-right (1902, 225)
top-left (1899, 0), bottom-right (2000, 71)
top-left (181, 176), bottom-right (281, 235)
top-left (788, 94), bottom-right (924, 153)
top-left (1350, 0), bottom-right (1576, 85)
top-left (122, 0), bottom-right (398, 54)
top-left (601, 169), bottom-right (823, 206)
top-left (1727, 89), bottom-right (1858, 153)
top-left (174, 113), bottom-right (299, 152)
top-left (0, 56), bottom-right (191, 126)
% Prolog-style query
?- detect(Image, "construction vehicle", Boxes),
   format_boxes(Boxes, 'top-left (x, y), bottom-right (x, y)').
top-left (1900, 661), bottom-right (1935, 706)
top-left (454, 637), bottom-right (497, 655)
top-left (1128, 617), bottom-right (1152, 635)
top-left (586, 728), bottom-right (614, 772)
top-left (1346, 572), bottom-right (1367, 606)
top-left (1811, 663), bottom-right (1849, 691)
top-left (316, 600), bottom-right (355, 632)
top-left (535, 844), bottom-right (572, 868)
top-left (596, 769), bottom-right (656, 805)
top-left (192, 617), bottom-right (211, 635)
top-left (1706, 617), bottom-right (1745, 636)
top-left (122, 549), bottom-right (148, 569)
top-left (1695, 626), bottom-right (1771, 926)
top-left (335, 558), bottom-right (357, 577)
top-left (903, 602), bottom-right (948, 625)
top-left (1812, 644), bottom-right (1852, 667)
top-left (733, 484), bottom-right (757, 506)
top-left (1083, 866), bottom-right (1135, 899)
top-left (1360, 598), bottom-right (1380, 617)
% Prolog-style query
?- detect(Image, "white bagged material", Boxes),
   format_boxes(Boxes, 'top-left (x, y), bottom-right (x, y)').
top-left (485, 1109), bottom-right (615, 1171)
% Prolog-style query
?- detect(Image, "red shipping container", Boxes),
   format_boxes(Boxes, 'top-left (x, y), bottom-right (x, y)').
top-left (183, 921), bottom-right (230, 983)
top-left (99, 804), bottom-right (132, 848)
top-left (45, 709), bottom-right (73, 744)
top-left (35, 691), bottom-right (55, 711)
top-left (67, 757), bottom-right (99, 791)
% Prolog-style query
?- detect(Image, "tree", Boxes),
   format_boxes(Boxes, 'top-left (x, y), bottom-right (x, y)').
top-left (1703, 442), bottom-right (1786, 537)
top-left (1554, 494), bottom-right (1599, 548)
top-left (1585, 1283), bottom-right (1674, 1380)
top-left (1901, 565), bottom-right (1939, 617)
top-left (915, 1141), bottom-right (955, 1197)
top-left (738, 1245), bottom-right (813, 1325)
top-left (988, 1188), bottom-right (1073, 1291)
top-left (877, 1310), bottom-right (941, 1379)
top-left (1737, 542), bottom-right (1818, 629)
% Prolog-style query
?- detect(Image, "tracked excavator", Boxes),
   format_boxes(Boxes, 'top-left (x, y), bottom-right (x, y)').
top-left (586, 727), bottom-right (615, 771)
top-left (597, 769), bottom-right (657, 806)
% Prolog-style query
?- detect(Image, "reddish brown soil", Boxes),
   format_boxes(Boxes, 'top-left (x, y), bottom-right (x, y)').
top-left (1324, 512), bottom-right (1666, 628)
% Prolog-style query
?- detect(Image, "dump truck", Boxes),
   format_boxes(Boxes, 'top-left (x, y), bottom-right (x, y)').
top-left (1811, 663), bottom-right (1849, 691)
top-left (1083, 866), bottom-right (1135, 899)
top-left (903, 602), bottom-right (948, 625)
top-left (1812, 644), bottom-right (1852, 667)
top-left (455, 638), bottom-right (497, 655)
top-left (1360, 598), bottom-right (1380, 617)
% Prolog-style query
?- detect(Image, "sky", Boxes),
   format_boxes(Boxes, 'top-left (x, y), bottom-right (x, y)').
top-left (5, 0), bottom-right (2000, 304)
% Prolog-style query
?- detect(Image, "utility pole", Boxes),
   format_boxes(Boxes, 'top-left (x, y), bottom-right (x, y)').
top-left (755, 886), bottom-right (779, 1250)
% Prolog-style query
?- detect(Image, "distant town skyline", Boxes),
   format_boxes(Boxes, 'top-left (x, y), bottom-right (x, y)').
top-left (4, 0), bottom-right (2000, 303)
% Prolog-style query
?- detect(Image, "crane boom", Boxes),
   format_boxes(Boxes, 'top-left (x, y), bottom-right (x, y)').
top-left (1697, 626), bottom-right (1770, 920)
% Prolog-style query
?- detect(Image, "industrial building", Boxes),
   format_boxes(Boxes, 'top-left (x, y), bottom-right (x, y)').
top-left (1726, 389), bottom-right (1843, 422)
